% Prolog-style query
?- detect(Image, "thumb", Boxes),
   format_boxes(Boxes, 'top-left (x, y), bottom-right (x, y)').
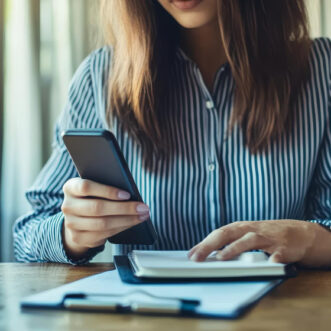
top-left (269, 248), bottom-right (286, 263)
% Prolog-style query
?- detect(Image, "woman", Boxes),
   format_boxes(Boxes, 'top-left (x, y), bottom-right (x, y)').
top-left (14, 0), bottom-right (331, 266)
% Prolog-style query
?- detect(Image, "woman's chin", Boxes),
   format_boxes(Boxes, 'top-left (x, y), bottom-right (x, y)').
top-left (175, 16), bottom-right (216, 29)
top-left (158, 0), bottom-right (218, 29)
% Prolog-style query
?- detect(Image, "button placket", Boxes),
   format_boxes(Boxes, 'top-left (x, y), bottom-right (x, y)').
top-left (207, 104), bottom-right (218, 230)
top-left (193, 69), bottom-right (217, 165)
top-left (193, 66), bottom-right (221, 230)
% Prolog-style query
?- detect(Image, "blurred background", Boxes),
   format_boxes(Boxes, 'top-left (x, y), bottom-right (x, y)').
top-left (0, 0), bottom-right (330, 262)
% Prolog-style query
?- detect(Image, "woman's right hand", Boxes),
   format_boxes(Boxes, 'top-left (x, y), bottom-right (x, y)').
top-left (61, 178), bottom-right (150, 260)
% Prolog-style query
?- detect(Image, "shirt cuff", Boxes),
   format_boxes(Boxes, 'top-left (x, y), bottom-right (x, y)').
top-left (37, 212), bottom-right (105, 264)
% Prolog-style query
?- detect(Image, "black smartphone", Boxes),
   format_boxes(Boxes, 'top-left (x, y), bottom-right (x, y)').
top-left (62, 129), bottom-right (157, 245)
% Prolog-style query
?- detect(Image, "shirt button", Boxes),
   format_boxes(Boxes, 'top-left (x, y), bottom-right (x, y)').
top-left (208, 163), bottom-right (215, 171)
top-left (206, 100), bottom-right (214, 109)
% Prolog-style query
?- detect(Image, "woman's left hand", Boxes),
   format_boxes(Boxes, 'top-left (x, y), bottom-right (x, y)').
top-left (188, 220), bottom-right (330, 265)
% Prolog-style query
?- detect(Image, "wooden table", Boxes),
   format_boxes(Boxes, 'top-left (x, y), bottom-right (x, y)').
top-left (1, 263), bottom-right (331, 331)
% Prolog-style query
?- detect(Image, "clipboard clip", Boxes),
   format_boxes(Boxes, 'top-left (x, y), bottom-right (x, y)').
top-left (62, 291), bottom-right (200, 315)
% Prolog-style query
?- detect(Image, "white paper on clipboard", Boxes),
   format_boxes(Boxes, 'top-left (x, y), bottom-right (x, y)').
top-left (21, 269), bottom-right (281, 318)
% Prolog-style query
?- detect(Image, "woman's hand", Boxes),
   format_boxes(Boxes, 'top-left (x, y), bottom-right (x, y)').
top-left (188, 220), bottom-right (331, 267)
top-left (61, 178), bottom-right (150, 260)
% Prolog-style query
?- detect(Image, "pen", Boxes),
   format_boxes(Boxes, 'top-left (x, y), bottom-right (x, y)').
top-left (63, 293), bottom-right (199, 315)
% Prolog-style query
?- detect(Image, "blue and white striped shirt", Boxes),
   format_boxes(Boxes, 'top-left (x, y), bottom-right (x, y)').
top-left (13, 38), bottom-right (331, 263)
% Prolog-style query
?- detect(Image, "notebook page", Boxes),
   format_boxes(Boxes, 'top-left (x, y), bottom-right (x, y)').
top-left (131, 250), bottom-right (283, 270)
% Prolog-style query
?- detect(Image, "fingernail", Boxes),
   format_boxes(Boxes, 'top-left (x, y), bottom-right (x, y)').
top-left (136, 204), bottom-right (150, 213)
top-left (216, 252), bottom-right (226, 260)
top-left (139, 213), bottom-right (150, 221)
top-left (117, 190), bottom-right (130, 200)
top-left (269, 253), bottom-right (280, 263)
top-left (190, 253), bottom-right (199, 262)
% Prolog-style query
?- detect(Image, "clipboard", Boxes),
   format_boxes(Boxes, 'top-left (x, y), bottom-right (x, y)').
top-left (21, 268), bottom-right (283, 319)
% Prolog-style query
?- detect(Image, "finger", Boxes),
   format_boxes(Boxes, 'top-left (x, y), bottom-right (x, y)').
top-left (63, 178), bottom-right (131, 201)
top-left (69, 227), bottom-right (130, 248)
top-left (188, 244), bottom-right (199, 258)
top-left (189, 224), bottom-right (249, 262)
top-left (215, 232), bottom-right (269, 261)
top-left (65, 213), bottom-right (150, 232)
top-left (62, 197), bottom-right (150, 217)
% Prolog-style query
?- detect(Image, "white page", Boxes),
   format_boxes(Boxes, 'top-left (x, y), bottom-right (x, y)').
top-left (21, 269), bottom-right (281, 317)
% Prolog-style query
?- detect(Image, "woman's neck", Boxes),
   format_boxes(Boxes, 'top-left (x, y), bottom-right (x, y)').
top-left (180, 20), bottom-right (227, 93)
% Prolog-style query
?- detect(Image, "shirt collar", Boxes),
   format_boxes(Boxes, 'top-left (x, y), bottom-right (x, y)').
top-left (175, 46), bottom-right (230, 73)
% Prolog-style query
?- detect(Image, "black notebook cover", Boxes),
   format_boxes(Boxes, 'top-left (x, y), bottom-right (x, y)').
top-left (114, 255), bottom-right (296, 284)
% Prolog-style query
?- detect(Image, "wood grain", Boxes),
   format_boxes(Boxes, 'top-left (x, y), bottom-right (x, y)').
top-left (1, 263), bottom-right (331, 331)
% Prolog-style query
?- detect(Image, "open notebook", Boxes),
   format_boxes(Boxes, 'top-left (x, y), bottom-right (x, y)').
top-left (125, 250), bottom-right (294, 279)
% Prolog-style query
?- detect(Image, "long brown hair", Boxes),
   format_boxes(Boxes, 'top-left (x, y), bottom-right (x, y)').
top-left (100, 0), bottom-right (311, 166)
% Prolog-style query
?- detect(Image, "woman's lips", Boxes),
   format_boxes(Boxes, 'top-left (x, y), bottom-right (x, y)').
top-left (171, 0), bottom-right (203, 10)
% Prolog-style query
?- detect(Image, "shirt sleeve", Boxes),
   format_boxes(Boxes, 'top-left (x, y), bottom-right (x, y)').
top-left (13, 49), bottom-right (110, 264)
top-left (305, 118), bottom-right (331, 229)
top-left (305, 41), bottom-right (331, 230)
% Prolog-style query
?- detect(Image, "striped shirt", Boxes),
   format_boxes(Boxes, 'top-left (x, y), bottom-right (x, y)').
top-left (13, 38), bottom-right (331, 264)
